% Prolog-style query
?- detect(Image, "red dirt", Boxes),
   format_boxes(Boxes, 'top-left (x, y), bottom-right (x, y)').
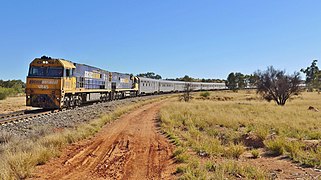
top-left (32, 101), bottom-right (176, 180)
top-left (242, 150), bottom-right (321, 179)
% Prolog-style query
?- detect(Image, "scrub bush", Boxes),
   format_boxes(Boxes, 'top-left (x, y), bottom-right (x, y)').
top-left (200, 91), bottom-right (210, 98)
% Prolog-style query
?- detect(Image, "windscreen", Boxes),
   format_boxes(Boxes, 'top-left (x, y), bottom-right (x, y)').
top-left (28, 67), bottom-right (63, 77)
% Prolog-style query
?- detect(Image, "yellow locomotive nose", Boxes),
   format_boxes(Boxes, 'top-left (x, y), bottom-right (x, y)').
top-left (26, 79), bottom-right (61, 109)
top-left (26, 57), bottom-right (76, 109)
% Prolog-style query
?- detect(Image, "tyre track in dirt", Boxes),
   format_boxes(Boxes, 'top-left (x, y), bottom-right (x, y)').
top-left (32, 101), bottom-right (176, 180)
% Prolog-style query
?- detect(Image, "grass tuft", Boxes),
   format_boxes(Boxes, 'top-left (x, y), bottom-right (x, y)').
top-left (175, 153), bottom-right (190, 163)
top-left (225, 143), bottom-right (246, 159)
top-left (264, 138), bottom-right (285, 156)
top-left (251, 149), bottom-right (260, 159)
top-left (173, 147), bottom-right (187, 158)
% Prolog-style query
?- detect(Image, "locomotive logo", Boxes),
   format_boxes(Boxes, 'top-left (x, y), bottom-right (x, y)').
top-left (85, 71), bottom-right (101, 79)
top-left (29, 80), bottom-right (58, 85)
top-left (120, 78), bottom-right (129, 83)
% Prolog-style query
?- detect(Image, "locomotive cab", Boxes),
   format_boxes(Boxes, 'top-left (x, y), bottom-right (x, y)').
top-left (26, 57), bottom-right (76, 109)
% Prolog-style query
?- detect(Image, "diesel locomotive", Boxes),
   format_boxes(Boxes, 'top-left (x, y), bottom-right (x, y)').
top-left (26, 56), bottom-right (226, 109)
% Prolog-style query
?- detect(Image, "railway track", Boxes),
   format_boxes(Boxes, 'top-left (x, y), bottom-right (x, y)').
top-left (0, 109), bottom-right (60, 125)
top-left (0, 93), bottom-right (178, 126)
top-left (0, 100), bottom-right (116, 126)
top-left (0, 93), bottom-right (154, 126)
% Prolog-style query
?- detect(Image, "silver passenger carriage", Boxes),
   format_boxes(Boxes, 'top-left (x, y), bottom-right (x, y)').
top-left (138, 77), bottom-right (159, 94)
top-left (138, 77), bottom-right (227, 95)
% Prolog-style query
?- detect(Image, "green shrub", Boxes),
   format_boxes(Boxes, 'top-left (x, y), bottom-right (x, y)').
top-left (200, 91), bottom-right (211, 98)
top-left (264, 138), bottom-right (285, 156)
top-left (0, 87), bottom-right (20, 100)
top-left (225, 144), bottom-right (245, 159)
top-left (251, 149), bottom-right (260, 159)
top-left (0, 88), bottom-right (9, 100)
top-left (175, 166), bottom-right (186, 174)
top-left (0, 93), bottom-right (7, 100)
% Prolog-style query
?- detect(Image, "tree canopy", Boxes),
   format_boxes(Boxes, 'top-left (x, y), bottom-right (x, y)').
top-left (225, 72), bottom-right (256, 91)
top-left (166, 75), bottom-right (225, 83)
top-left (255, 66), bottom-right (301, 106)
top-left (137, 72), bottom-right (162, 79)
top-left (226, 72), bottom-right (237, 91)
top-left (301, 60), bottom-right (321, 91)
top-left (0, 79), bottom-right (25, 92)
top-left (0, 79), bottom-right (26, 100)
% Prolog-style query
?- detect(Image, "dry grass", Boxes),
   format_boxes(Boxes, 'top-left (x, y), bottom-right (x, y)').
top-left (0, 96), bottom-right (33, 114)
top-left (0, 96), bottom-right (171, 179)
top-left (160, 90), bottom-right (321, 179)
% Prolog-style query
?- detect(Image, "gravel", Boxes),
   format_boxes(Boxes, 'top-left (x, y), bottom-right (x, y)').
top-left (0, 95), bottom-right (162, 139)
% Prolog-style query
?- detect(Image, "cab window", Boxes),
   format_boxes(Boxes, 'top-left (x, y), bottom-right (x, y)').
top-left (65, 69), bottom-right (73, 77)
top-left (29, 67), bottom-right (46, 77)
top-left (48, 67), bottom-right (64, 77)
top-left (28, 66), bottom-right (64, 77)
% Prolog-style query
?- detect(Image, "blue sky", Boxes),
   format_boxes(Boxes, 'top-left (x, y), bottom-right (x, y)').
top-left (1, 0), bottom-right (321, 81)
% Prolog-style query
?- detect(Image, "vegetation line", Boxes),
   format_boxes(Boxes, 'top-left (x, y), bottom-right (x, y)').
top-left (0, 80), bottom-right (25, 100)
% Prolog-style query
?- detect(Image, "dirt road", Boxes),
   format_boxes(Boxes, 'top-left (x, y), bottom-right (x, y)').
top-left (33, 101), bottom-right (176, 180)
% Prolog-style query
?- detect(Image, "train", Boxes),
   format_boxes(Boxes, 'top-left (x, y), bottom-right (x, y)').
top-left (26, 56), bottom-right (227, 109)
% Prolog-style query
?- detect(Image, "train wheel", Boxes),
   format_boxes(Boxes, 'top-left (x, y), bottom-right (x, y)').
top-left (63, 97), bottom-right (70, 109)
top-left (75, 99), bottom-right (81, 107)
top-left (69, 99), bottom-right (74, 108)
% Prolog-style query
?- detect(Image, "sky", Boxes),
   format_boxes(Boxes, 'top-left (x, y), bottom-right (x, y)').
top-left (0, 0), bottom-right (321, 81)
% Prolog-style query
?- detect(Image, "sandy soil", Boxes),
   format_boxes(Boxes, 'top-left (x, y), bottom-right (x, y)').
top-left (242, 150), bottom-right (321, 179)
top-left (32, 101), bottom-right (176, 180)
top-left (0, 96), bottom-right (33, 114)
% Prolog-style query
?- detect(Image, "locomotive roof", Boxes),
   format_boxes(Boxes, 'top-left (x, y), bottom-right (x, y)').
top-left (31, 57), bottom-right (76, 69)
top-left (59, 59), bottom-right (76, 69)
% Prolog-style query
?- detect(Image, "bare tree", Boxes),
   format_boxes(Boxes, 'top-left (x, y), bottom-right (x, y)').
top-left (181, 83), bottom-right (193, 102)
top-left (255, 66), bottom-right (301, 106)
